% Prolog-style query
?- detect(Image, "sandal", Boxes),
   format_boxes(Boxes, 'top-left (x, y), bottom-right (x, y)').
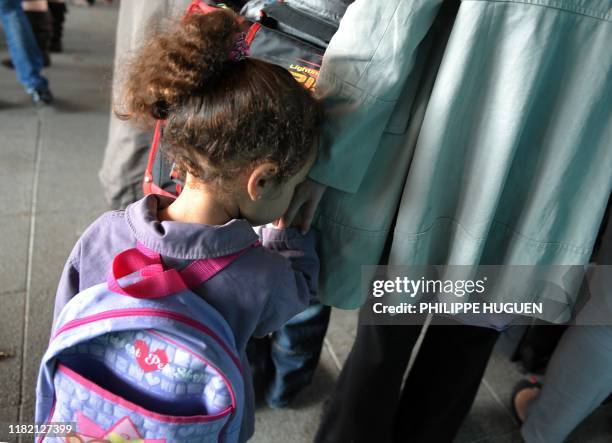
top-left (511, 377), bottom-right (542, 425)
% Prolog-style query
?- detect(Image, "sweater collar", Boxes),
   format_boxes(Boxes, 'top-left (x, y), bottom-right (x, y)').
top-left (125, 194), bottom-right (258, 259)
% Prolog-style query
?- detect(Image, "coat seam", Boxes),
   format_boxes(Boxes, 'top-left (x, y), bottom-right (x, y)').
top-left (353, 0), bottom-right (404, 90)
top-left (393, 216), bottom-right (593, 255)
top-left (317, 213), bottom-right (392, 235)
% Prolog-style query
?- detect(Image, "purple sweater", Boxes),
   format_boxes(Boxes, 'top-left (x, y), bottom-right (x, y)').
top-left (52, 194), bottom-right (319, 442)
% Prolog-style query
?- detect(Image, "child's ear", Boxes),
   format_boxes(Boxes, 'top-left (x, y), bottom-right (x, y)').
top-left (247, 162), bottom-right (279, 201)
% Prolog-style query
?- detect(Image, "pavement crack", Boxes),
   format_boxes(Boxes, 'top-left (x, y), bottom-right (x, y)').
top-left (18, 115), bottom-right (44, 422)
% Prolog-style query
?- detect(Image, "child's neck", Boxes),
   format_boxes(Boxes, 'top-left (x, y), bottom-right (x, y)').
top-left (158, 181), bottom-right (238, 226)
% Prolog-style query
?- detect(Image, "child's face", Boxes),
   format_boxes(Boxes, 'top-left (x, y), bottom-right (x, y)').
top-left (240, 148), bottom-right (317, 226)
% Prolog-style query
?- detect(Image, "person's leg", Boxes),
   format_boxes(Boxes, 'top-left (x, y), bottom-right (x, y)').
top-left (521, 208), bottom-right (612, 442)
top-left (265, 300), bottom-right (331, 407)
top-left (0, 0), bottom-right (50, 97)
top-left (21, 0), bottom-right (51, 66)
top-left (393, 323), bottom-right (500, 442)
top-left (98, 0), bottom-right (192, 209)
top-left (315, 309), bottom-right (422, 443)
top-left (48, 0), bottom-right (66, 53)
top-left (100, 115), bottom-right (153, 209)
top-left (520, 325), bottom-right (612, 442)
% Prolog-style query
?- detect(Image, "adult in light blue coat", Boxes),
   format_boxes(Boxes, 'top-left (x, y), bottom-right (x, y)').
top-left (281, 0), bottom-right (612, 441)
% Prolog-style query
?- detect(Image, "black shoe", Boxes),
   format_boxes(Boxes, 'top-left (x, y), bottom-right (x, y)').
top-left (30, 88), bottom-right (54, 106)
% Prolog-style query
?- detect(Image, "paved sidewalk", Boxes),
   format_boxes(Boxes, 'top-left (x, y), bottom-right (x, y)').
top-left (0, 4), bottom-right (610, 443)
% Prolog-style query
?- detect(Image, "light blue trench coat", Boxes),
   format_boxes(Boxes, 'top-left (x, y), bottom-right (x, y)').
top-left (310, 0), bottom-right (612, 309)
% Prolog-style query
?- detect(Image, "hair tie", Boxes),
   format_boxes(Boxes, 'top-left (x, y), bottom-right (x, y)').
top-left (184, 2), bottom-right (250, 62)
top-left (228, 32), bottom-right (250, 62)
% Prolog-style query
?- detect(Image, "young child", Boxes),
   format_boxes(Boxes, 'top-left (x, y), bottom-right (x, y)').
top-left (52, 8), bottom-right (322, 442)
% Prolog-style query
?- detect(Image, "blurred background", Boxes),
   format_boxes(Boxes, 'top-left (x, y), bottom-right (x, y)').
top-left (0, 2), bottom-right (610, 442)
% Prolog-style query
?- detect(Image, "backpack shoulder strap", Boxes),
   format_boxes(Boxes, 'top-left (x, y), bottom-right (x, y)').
top-left (108, 242), bottom-right (259, 299)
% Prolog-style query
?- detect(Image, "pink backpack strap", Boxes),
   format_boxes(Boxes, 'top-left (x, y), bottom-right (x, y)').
top-left (108, 241), bottom-right (259, 299)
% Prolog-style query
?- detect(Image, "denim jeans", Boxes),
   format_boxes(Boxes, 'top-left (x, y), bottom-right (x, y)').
top-left (248, 300), bottom-right (331, 408)
top-left (0, 0), bottom-right (48, 92)
top-left (266, 300), bottom-right (331, 407)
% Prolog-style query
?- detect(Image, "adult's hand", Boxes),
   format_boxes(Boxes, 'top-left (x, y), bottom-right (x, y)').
top-left (277, 178), bottom-right (327, 233)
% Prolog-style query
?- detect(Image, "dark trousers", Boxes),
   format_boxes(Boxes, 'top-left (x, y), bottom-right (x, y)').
top-left (315, 309), bottom-right (500, 443)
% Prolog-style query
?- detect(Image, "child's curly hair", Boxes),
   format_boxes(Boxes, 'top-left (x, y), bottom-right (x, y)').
top-left (116, 9), bottom-right (323, 190)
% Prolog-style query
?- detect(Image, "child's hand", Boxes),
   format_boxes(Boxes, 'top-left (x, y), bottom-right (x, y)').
top-left (276, 179), bottom-right (327, 234)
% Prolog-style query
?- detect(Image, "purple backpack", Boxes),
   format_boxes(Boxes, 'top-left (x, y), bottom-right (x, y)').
top-left (36, 242), bottom-right (255, 443)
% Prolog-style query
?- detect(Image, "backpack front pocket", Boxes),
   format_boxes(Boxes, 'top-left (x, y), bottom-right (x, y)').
top-left (39, 297), bottom-right (245, 443)
top-left (47, 361), bottom-right (232, 443)
top-left (42, 328), bottom-right (236, 443)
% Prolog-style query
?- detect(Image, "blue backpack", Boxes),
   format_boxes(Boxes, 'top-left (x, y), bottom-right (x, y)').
top-left (36, 242), bottom-right (254, 443)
